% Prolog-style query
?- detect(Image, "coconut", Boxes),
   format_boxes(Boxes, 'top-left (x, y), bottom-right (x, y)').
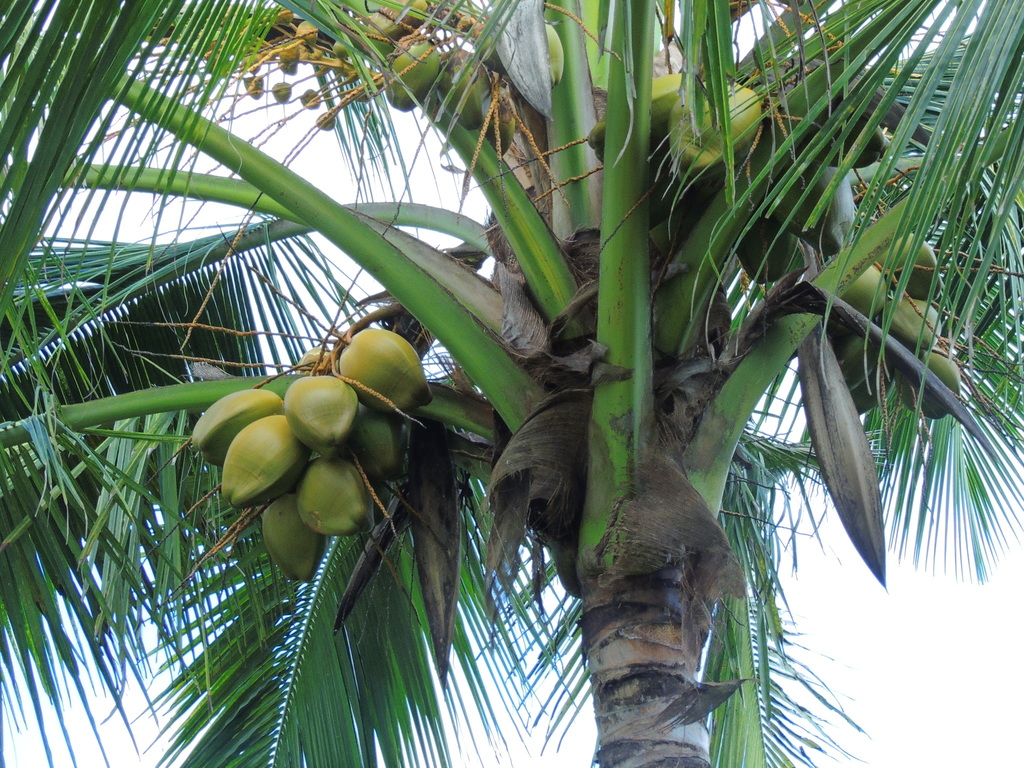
top-left (335, 328), bottom-right (431, 412)
top-left (839, 264), bottom-right (887, 319)
top-left (883, 237), bottom-right (942, 300)
top-left (919, 350), bottom-right (962, 419)
top-left (221, 415), bottom-right (311, 508)
top-left (296, 457), bottom-right (371, 536)
top-left (284, 375), bottom-right (359, 456)
top-left (192, 389), bottom-right (284, 466)
top-left (262, 494), bottom-right (326, 581)
top-left (432, 51), bottom-right (490, 131)
top-left (773, 168), bottom-right (856, 256)
top-left (889, 297), bottom-right (941, 353)
top-left (668, 85), bottom-right (763, 171)
top-left (735, 217), bottom-right (802, 283)
top-left (347, 405), bottom-right (407, 480)
top-left (385, 42), bottom-right (441, 112)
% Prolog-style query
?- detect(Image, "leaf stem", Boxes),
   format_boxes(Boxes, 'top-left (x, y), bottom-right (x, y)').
top-left (76, 166), bottom-right (491, 250)
top-left (0, 380), bottom-right (493, 449)
top-left (580, 0), bottom-right (655, 570)
top-left (114, 79), bottom-right (540, 427)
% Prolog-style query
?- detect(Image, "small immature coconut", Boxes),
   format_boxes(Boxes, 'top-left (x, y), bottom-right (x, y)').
top-left (271, 82), bottom-right (292, 103)
top-left (483, 91), bottom-right (517, 155)
top-left (294, 20), bottom-right (319, 41)
top-left (546, 24), bottom-right (564, 85)
top-left (192, 389), bottom-right (284, 466)
top-left (315, 112), bottom-right (337, 131)
top-left (296, 457), bottom-right (371, 536)
top-left (295, 347), bottom-right (330, 373)
top-left (284, 375), bottom-right (359, 456)
top-left (222, 415), bottom-right (311, 508)
top-left (278, 43), bottom-right (302, 65)
top-left (262, 494), bottom-right (326, 581)
top-left (244, 75), bottom-right (265, 99)
top-left (335, 328), bottom-right (431, 412)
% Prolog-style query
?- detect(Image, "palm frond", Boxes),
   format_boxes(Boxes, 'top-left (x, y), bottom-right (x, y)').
top-left (0, 0), bottom-right (271, 313)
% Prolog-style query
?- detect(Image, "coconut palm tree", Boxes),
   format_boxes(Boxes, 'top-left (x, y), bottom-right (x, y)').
top-left (2, 0), bottom-right (1023, 765)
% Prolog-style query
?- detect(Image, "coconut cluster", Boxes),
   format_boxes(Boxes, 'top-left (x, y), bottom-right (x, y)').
top-left (586, 71), bottom-right (956, 419)
top-left (247, 2), bottom-right (565, 154)
top-left (832, 242), bottom-right (959, 418)
top-left (587, 73), bottom-right (767, 250)
top-left (192, 329), bottom-right (431, 581)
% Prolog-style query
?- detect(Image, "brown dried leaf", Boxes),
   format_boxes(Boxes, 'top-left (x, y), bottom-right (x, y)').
top-left (334, 497), bottom-right (408, 632)
top-left (656, 679), bottom-right (746, 726)
top-left (495, 261), bottom-right (549, 356)
top-left (407, 421), bottom-right (461, 686)
top-left (485, 393), bottom-right (589, 600)
top-left (600, 456), bottom-right (745, 600)
top-left (798, 323), bottom-right (886, 585)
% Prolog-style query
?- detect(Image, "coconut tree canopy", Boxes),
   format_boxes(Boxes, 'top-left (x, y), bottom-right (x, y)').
top-left (1, 1), bottom-right (1023, 766)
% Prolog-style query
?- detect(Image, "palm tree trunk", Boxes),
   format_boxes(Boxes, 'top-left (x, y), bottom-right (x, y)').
top-left (581, 565), bottom-right (712, 768)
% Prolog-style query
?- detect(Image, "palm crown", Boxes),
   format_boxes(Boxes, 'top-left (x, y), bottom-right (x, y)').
top-left (1, 0), bottom-right (1023, 766)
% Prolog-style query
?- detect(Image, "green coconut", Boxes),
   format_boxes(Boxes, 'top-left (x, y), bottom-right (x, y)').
top-left (889, 297), bottom-right (941, 353)
top-left (221, 415), bottom-right (311, 508)
top-left (192, 389), bottom-right (284, 466)
top-left (805, 114), bottom-right (890, 169)
top-left (650, 73), bottom-right (683, 142)
top-left (773, 167), bottom-right (856, 256)
top-left (735, 217), bottom-right (803, 283)
top-left (335, 328), bottom-right (431, 413)
top-left (919, 350), bottom-right (962, 419)
top-left (883, 236), bottom-right (942, 300)
top-left (839, 263), bottom-right (887, 319)
top-left (432, 51), bottom-right (490, 131)
top-left (347, 405), bottom-right (407, 480)
top-left (588, 74), bottom-right (683, 163)
top-left (833, 333), bottom-right (877, 390)
top-left (668, 85), bottom-right (763, 171)
top-left (846, 373), bottom-right (884, 414)
top-left (262, 494), bottom-right (326, 581)
top-left (296, 457), bottom-right (371, 536)
top-left (284, 375), bottom-right (359, 456)
top-left (385, 42), bottom-right (441, 112)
